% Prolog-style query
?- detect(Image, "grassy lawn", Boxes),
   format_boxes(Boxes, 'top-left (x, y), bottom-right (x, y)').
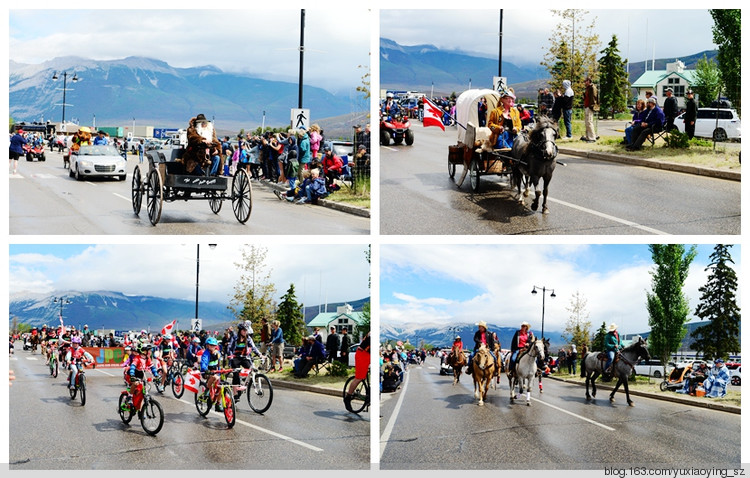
top-left (551, 371), bottom-right (741, 408)
top-left (560, 120), bottom-right (741, 171)
top-left (264, 359), bottom-right (351, 389)
top-left (325, 177), bottom-right (371, 209)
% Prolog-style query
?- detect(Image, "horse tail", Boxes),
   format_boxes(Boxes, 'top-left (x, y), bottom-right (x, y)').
top-left (580, 353), bottom-right (587, 376)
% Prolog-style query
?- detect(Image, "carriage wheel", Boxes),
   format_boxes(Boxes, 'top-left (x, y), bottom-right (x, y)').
top-left (146, 169), bottom-right (163, 226)
top-left (448, 161), bottom-right (456, 179)
top-left (131, 165), bottom-right (143, 215)
top-left (231, 168), bottom-right (252, 224)
top-left (469, 159), bottom-right (481, 193)
top-left (208, 192), bottom-right (222, 215)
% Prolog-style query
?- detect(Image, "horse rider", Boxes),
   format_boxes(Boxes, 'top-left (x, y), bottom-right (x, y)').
top-left (466, 321), bottom-right (497, 373)
top-left (603, 323), bottom-right (623, 377)
top-left (509, 321), bottom-right (535, 377)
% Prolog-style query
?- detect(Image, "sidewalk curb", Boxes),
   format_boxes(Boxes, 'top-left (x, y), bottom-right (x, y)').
top-left (547, 375), bottom-right (741, 414)
top-left (262, 181), bottom-right (370, 218)
top-left (558, 147), bottom-right (741, 181)
top-left (272, 379), bottom-right (342, 398)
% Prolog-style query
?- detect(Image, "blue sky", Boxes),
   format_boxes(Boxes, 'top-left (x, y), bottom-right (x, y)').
top-left (8, 244), bottom-right (371, 307)
top-left (380, 244), bottom-right (740, 335)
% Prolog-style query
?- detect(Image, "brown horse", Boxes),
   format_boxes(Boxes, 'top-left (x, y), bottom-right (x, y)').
top-left (448, 345), bottom-right (466, 385)
top-left (472, 344), bottom-right (496, 406)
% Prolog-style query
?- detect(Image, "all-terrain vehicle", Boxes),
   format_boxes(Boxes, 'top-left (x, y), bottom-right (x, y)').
top-left (380, 113), bottom-right (414, 146)
top-left (24, 143), bottom-right (46, 162)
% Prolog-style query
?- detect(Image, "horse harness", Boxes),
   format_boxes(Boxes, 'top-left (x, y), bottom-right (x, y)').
top-left (529, 126), bottom-right (559, 161)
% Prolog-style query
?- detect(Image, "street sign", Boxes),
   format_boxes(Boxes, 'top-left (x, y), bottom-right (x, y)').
top-left (191, 319), bottom-right (202, 333)
top-left (493, 76), bottom-right (508, 91)
top-left (290, 108), bottom-right (310, 130)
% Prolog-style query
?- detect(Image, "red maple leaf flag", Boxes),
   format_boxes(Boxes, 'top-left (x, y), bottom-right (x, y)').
top-left (184, 370), bottom-right (201, 394)
top-left (161, 319), bottom-right (177, 336)
top-left (422, 96), bottom-right (446, 131)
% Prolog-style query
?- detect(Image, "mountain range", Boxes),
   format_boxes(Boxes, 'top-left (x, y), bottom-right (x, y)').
top-left (9, 290), bottom-right (369, 333)
top-left (9, 56), bottom-right (367, 135)
top-left (380, 321), bottom-right (713, 353)
top-left (380, 37), bottom-right (718, 100)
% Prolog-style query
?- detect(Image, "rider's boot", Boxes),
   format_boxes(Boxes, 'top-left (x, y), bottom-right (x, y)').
top-left (344, 393), bottom-right (354, 412)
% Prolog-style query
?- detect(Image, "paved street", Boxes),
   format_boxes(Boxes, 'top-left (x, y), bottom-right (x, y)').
top-left (381, 124), bottom-right (740, 235)
top-left (9, 348), bottom-right (369, 470)
top-left (380, 358), bottom-right (741, 470)
top-left (10, 151), bottom-right (369, 235)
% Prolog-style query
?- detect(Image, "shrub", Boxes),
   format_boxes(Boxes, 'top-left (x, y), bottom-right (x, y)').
top-left (329, 360), bottom-right (350, 377)
top-left (664, 130), bottom-right (690, 149)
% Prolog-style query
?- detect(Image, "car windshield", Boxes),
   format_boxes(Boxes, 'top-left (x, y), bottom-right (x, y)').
top-left (78, 145), bottom-right (120, 156)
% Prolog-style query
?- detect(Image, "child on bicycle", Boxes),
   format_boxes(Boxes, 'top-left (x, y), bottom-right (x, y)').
top-left (200, 337), bottom-right (224, 408)
top-left (186, 336), bottom-right (203, 369)
top-left (129, 343), bottom-right (159, 384)
top-left (344, 331), bottom-right (370, 411)
top-left (66, 336), bottom-right (94, 390)
top-left (228, 323), bottom-right (263, 400)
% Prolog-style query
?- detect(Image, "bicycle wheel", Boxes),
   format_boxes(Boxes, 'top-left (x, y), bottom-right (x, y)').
top-left (171, 372), bottom-right (185, 399)
top-left (344, 376), bottom-right (369, 414)
top-left (223, 388), bottom-right (236, 428)
top-left (139, 396), bottom-right (164, 436)
top-left (69, 376), bottom-right (77, 400)
top-left (118, 392), bottom-right (135, 424)
top-left (79, 374), bottom-right (87, 406)
top-left (247, 374), bottom-right (273, 414)
top-left (50, 358), bottom-right (58, 378)
top-left (195, 384), bottom-right (212, 417)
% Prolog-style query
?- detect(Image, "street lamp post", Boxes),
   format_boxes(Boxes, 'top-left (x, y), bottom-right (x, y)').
top-left (52, 71), bottom-right (78, 134)
top-left (531, 285), bottom-right (556, 339)
top-left (195, 244), bottom-right (218, 324)
top-left (53, 296), bottom-right (72, 325)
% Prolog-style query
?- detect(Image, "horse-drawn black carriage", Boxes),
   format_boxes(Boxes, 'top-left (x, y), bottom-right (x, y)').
top-left (131, 145), bottom-right (252, 226)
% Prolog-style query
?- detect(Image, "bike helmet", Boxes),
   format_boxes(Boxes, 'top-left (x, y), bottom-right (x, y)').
top-left (71, 336), bottom-right (82, 344)
top-left (206, 337), bottom-right (219, 346)
top-left (192, 337), bottom-right (200, 343)
top-left (386, 92), bottom-right (394, 98)
top-left (164, 333), bottom-right (172, 340)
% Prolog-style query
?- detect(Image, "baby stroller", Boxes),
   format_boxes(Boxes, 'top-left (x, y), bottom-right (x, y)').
top-left (660, 364), bottom-right (692, 392)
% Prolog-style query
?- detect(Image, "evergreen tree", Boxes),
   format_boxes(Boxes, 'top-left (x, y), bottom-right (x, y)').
top-left (229, 246), bottom-right (276, 334)
top-left (646, 244), bottom-right (697, 368)
top-left (709, 9), bottom-right (740, 109)
top-left (541, 9), bottom-right (601, 107)
top-left (597, 35), bottom-right (629, 119)
top-left (693, 55), bottom-right (722, 108)
top-left (562, 290), bottom-right (592, 347)
top-left (276, 283), bottom-right (306, 347)
top-left (591, 321), bottom-right (607, 351)
top-left (690, 245), bottom-right (741, 361)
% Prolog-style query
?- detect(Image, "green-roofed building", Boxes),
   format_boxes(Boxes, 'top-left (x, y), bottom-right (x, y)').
top-left (307, 304), bottom-right (366, 342)
top-left (631, 60), bottom-right (699, 109)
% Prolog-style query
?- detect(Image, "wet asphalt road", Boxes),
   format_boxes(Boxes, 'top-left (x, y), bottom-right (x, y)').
top-left (9, 349), bottom-right (369, 470)
top-left (380, 125), bottom-right (740, 235)
top-left (10, 151), bottom-right (369, 235)
top-left (379, 358), bottom-right (740, 470)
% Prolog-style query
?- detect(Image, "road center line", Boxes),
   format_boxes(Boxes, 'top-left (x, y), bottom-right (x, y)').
top-left (531, 397), bottom-right (615, 431)
top-left (113, 192), bottom-right (131, 202)
top-left (176, 398), bottom-right (323, 452)
top-left (379, 368), bottom-right (410, 461)
top-left (548, 197), bottom-right (670, 235)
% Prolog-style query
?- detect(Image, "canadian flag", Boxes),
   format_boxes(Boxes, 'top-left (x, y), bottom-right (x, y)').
top-left (59, 314), bottom-right (66, 337)
top-left (161, 320), bottom-right (177, 336)
top-left (184, 370), bottom-right (202, 394)
top-left (422, 96), bottom-right (446, 131)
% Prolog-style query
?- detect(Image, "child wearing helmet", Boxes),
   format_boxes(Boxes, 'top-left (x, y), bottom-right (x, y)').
top-left (200, 337), bottom-right (223, 401)
top-left (228, 323), bottom-right (263, 399)
top-left (66, 336), bottom-right (94, 389)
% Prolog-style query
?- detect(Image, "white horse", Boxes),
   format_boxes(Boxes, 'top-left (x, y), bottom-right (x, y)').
top-left (507, 338), bottom-right (545, 406)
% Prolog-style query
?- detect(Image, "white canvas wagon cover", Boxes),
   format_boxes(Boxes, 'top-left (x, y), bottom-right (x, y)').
top-left (455, 89), bottom-right (500, 144)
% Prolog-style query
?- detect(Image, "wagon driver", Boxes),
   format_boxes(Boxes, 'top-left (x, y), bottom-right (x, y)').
top-left (487, 87), bottom-right (522, 149)
top-left (181, 113), bottom-right (222, 175)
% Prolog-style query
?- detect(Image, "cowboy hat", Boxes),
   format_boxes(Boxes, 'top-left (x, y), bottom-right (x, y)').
top-left (476, 321), bottom-right (487, 329)
top-left (608, 323), bottom-right (618, 332)
top-left (195, 113), bottom-right (208, 122)
top-left (521, 321), bottom-right (531, 328)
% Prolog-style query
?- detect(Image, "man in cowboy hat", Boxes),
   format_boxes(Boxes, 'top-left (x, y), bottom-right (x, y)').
top-left (603, 323), bottom-right (623, 376)
top-left (487, 87), bottom-right (522, 149)
top-left (509, 321), bottom-right (535, 376)
top-left (466, 321), bottom-right (497, 374)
